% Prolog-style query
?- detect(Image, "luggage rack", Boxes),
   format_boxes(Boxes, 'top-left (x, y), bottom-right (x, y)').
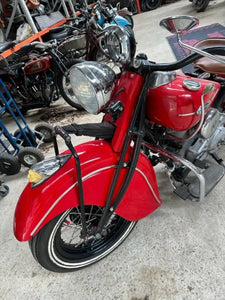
top-left (0, 78), bottom-right (53, 175)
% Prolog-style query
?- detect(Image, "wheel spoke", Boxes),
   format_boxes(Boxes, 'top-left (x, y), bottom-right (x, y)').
top-left (59, 206), bottom-right (110, 247)
top-left (29, 205), bottom-right (136, 271)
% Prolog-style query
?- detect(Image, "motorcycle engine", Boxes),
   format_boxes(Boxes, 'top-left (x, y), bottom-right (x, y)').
top-left (148, 107), bottom-right (225, 163)
top-left (185, 108), bottom-right (225, 161)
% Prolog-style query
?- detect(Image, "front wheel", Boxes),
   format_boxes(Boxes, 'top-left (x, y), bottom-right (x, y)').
top-left (29, 205), bottom-right (136, 272)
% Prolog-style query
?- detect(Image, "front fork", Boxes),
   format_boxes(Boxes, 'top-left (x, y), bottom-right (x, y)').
top-left (54, 126), bottom-right (88, 237)
top-left (54, 72), bottom-right (151, 238)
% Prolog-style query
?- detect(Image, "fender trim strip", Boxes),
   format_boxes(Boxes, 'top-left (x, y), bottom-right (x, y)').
top-left (30, 165), bottom-right (158, 236)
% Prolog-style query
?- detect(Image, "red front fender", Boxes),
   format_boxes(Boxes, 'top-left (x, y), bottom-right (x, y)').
top-left (14, 140), bottom-right (161, 241)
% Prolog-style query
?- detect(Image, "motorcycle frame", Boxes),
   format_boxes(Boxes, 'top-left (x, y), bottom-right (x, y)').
top-left (63, 24), bottom-right (105, 61)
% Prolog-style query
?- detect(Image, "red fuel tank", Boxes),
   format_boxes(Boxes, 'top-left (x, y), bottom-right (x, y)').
top-left (146, 73), bottom-right (221, 131)
top-left (24, 56), bottom-right (51, 74)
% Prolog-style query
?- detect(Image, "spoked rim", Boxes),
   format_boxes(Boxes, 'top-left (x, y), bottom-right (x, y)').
top-left (48, 205), bottom-right (136, 269)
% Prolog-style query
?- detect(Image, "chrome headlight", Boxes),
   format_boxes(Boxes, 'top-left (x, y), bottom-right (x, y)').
top-left (101, 25), bottom-right (136, 65)
top-left (28, 154), bottom-right (71, 187)
top-left (69, 61), bottom-right (115, 114)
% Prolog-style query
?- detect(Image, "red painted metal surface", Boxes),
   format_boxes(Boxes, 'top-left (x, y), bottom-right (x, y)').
top-left (146, 73), bottom-right (221, 131)
top-left (24, 56), bottom-right (51, 74)
top-left (14, 140), bottom-right (161, 241)
top-left (136, 0), bottom-right (142, 13)
top-left (105, 71), bottom-right (145, 152)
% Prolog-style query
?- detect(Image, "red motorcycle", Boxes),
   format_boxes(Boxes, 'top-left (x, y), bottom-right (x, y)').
top-left (14, 16), bottom-right (225, 272)
top-left (0, 39), bottom-right (82, 113)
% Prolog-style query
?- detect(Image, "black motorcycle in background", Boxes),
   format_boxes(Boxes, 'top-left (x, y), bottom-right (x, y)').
top-left (0, 39), bottom-right (82, 113)
top-left (0, 0), bottom-right (134, 113)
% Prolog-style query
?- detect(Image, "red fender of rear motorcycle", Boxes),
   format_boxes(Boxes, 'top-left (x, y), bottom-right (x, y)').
top-left (14, 140), bottom-right (161, 241)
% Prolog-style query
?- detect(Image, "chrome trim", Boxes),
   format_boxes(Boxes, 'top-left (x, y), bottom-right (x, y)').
top-left (178, 112), bottom-right (195, 117)
top-left (143, 142), bottom-right (205, 202)
top-left (183, 79), bottom-right (201, 91)
top-left (178, 33), bottom-right (225, 65)
top-left (149, 71), bottom-right (176, 89)
top-left (136, 168), bottom-right (161, 204)
top-left (177, 91), bottom-right (206, 141)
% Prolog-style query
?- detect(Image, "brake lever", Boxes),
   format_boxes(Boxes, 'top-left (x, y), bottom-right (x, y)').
top-left (54, 126), bottom-right (71, 144)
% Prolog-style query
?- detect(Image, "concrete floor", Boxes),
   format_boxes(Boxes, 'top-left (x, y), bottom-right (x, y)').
top-left (1, 0), bottom-right (225, 299)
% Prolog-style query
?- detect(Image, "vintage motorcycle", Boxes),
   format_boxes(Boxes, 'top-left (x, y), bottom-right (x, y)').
top-left (0, 1), bottom-right (133, 113)
top-left (14, 16), bottom-right (225, 272)
top-left (0, 39), bottom-right (82, 113)
top-left (54, 2), bottom-right (134, 108)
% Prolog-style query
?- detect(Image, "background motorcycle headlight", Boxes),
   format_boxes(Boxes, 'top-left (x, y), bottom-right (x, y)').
top-left (102, 25), bottom-right (136, 65)
top-left (69, 62), bottom-right (116, 114)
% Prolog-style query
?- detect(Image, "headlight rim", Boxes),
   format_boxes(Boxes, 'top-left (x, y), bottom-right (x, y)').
top-left (29, 154), bottom-right (72, 188)
top-left (69, 61), bottom-right (116, 114)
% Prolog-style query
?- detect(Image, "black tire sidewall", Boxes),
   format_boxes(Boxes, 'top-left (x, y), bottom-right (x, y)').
top-left (29, 213), bottom-right (65, 273)
top-left (195, 0), bottom-right (210, 11)
top-left (34, 123), bottom-right (54, 143)
top-left (0, 153), bottom-right (21, 175)
top-left (58, 59), bottom-right (84, 110)
top-left (18, 147), bottom-right (44, 167)
top-left (29, 208), bottom-right (136, 272)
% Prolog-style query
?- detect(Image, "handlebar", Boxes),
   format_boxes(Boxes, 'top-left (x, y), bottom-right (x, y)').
top-left (138, 46), bottom-right (225, 73)
top-left (31, 40), bottom-right (58, 49)
top-left (17, 40), bottom-right (58, 55)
